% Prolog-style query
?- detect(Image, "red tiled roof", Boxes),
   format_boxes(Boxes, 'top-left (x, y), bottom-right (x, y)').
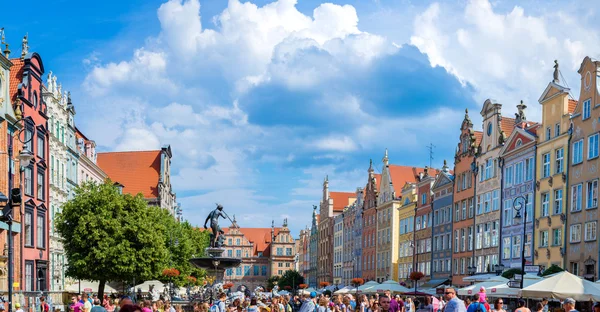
top-left (222, 227), bottom-right (281, 257)
top-left (500, 117), bottom-right (516, 137)
top-left (374, 173), bottom-right (382, 191)
top-left (389, 165), bottom-right (425, 187)
top-left (474, 131), bottom-right (483, 146)
top-left (331, 191), bottom-right (356, 212)
top-left (9, 59), bottom-right (24, 101)
top-left (568, 99), bottom-right (578, 114)
top-left (97, 150), bottom-right (161, 198)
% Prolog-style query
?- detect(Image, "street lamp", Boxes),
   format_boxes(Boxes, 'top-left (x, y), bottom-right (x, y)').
top-left (513, 195), bottom-right (528, 289)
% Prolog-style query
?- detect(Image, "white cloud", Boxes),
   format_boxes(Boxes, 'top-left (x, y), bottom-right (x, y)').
top-left (313, 136), bottom-right (358, 152)
top-left (410, 0), bottom-right (599, 120)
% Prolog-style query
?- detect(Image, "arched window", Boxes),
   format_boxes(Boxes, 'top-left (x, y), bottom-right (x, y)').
top-left (32, 92), bottom-right (38, 108)
top-left (516, 139), bottom-right (523, 147)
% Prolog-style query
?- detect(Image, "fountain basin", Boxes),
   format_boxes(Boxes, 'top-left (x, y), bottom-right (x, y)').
top-left (189, 257), bottom-right (242, 270)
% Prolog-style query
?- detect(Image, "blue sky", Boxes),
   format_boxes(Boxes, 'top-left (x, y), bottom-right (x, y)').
top-left (3, 0), bottom-right (599, 235)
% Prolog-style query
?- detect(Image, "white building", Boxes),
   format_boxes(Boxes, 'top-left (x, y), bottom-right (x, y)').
top-left (75, 128), bottom-right (107, 184)
top-left (44, 72), bottom-right (75, 291)
top-left (333, 213), bottom-right (344, 286)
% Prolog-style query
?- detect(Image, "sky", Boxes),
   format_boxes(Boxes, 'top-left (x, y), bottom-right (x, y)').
top-left (3, 0), bottom-right (600, 236)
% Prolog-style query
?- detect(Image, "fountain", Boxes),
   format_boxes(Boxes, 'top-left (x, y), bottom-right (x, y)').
top-left (190, 204), bottom-right (242, 302)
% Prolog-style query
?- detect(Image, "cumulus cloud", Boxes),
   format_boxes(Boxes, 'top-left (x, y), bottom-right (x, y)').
top-left (410, 0), bottom-right (599, 120)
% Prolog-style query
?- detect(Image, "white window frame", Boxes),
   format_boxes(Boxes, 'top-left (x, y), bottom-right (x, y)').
top-left (584, 221), bottom-right (597, 241)
top-left (583, 99), bottom-right (591, 120)
top-left (572, 184), bottom-right (583, 212)
top-left (588, 133), bottom-right (599, 159)
top-left (541, 192), bottom-right (549, 217)
top-left (554, 189), bottom-right (563, 215)
top-left (570, 224), bottom-right (581, 243)
top-left (573, 139), bottom-right (584, 164)
top-left (556, 148), bottom-right (564, 174)
top-left (587, 180), bottom-right (598, 209)
top-left (542, 153), bottom-right (551, 178)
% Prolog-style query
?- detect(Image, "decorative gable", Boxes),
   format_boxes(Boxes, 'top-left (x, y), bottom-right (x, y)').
top-left (500, 127), bottom-right (536, 156)
top-left (538, 81), bottom-right (570, 104)
top-left (432, 172), bottom-right (453, 191)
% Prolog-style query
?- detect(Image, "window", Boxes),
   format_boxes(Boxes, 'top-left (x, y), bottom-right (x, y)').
top-left (556, 149), bottom-right (564, 174)
top-left (492, 221), bottom-right (499, 247)
top-left (541, 193), bottom-right (549, 217)
top-left (503, 200), bottom-right (512, 226)
top-left (25, 261), bottom-right (33, 291)
top-left (524, 234), bottom-right (531, 257)
top-left (512, 235), bottom-right (521, 258)
top-left (236, 250), bottom-right (241, 258)
top-left (572, 184), bottom-right (583, 212)
top-left (505, 166), bottom-right (513, 187)
top-left (546, 127), bottom-right (551, 141)
top-left (583, 99), bottom-right (591, 120)
top-left (552, 229), bottom-right (562, 246)
top-left (37, 213), bottom-right (45, 248)
top-left (421, 193), bottom-right (426, 205)
top-left (236, 267), bottom-right (242, 275)
top-left (227, 250), bottom-right (232, 257)
top-left (570, 224), bottom-right (581, 243)
top-left (493, 190), bottom-right (500, 211)
top-left (573, 140), bottom-right (584, 164)
top-left (525, 157), bottom-right (534, 181)
top-left (554, 189), bottom-right (563, 215)
top-left (277, 248), bottom-right (283, 256)
top-left (502, 237), bottom-right (510, 259)
top-left (585, 221), bottom-right (597, 241)
top-left (468, 227), bottom-right (473, 251)
top-left (236, 238), bottom-right (240, 245)
top-left (588, 134), bottom-right (599, 159)
top-left (587, 180), bottom-right (598, 209)
top-left (37, 171), bottom-right (45, 200)
top-left (24, 209), bottom-right (34, 249)
top-left (286, 248), bottom-right (292, 256)
top-left (37, 134), bottom-right (45, 159)
top-left (485, 159), bottom-right (493, 180)
top-left (555, 123), bottom-right (561, 137)
top-left (515, 162), bottom-right (523, 184)
top-left (262, 266), bottom-right (267, 276)
top-left (462, 201), bottom-right (467, 220)
top-left (24, 166), bottom-right (33, 196)
top-left (542, 153), bottom-right (551, 178)
top-left (25, 124), bottom-right (33, 153)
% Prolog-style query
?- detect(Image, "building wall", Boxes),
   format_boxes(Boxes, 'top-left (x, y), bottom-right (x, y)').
top-left (431, 168), bottom-right (453, 281)
top-left (362, 169), bottom-right (378, 282)
top-left (352, 189), bottom-right (364, 280)
top-left (397, 184), bottom-right (416, 281)
top-left (270, 224), bottom-right (296, 278)
top-left (44, 72), bottom-right (71, 291)
top-left (451, 113), bottom-right (479, 286)
top-left (309, 207), bottom-right (318, 288)
top-left (342, 203), bottom-right (355, 285)
top-left (222, 227), bottom-right (270, 290)
top-left (415, 171), bottom-right (434, 280)
top-left (333, 214), bottom-right (343, 285)
top-left (535, 79), bottom-right (572, 270)
top-left (567, 57), bottom-right (600, 280)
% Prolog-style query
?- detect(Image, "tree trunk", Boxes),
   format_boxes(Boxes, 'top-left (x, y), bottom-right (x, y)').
top-left (98, 279), bottom-right (106, 302)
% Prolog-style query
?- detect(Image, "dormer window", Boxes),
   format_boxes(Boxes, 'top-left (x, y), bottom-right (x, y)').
top-left (516, 139), bottom-right (522, 147)
top-left (32, 92), bottom-right (38, 109)
top-left (583, 99), bottom-right (591, 120)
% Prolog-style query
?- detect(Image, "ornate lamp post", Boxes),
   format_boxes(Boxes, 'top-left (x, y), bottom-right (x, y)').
top-left (513, 195), bottom-right (528, 289)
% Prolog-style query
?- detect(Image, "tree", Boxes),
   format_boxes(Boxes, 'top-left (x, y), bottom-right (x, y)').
top-left (277, 270), bottom-right (304, 290)
top-left (541, 264), bottom-right (564, 276)
top-left (56, 181), bottom-right (169, 299)
top-left (501, 268), bottom-right (525, 279)
top-left (267, 276), bottom-right (280, 291)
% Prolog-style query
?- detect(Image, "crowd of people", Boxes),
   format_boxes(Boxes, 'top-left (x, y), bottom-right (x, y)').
top-left (68, 294), bottom-right (179, 312)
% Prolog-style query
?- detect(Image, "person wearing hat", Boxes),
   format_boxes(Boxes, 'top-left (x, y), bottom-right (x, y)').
top-left (563, 298), bottom-right (577, 312)
top-left (15, 303), bottom-right (23, 312)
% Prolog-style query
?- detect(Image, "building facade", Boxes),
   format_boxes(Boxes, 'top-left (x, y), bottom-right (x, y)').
top-left (97, 146), bottom-right (178, 215)
top-left (535, 66), bottom-right (576, 270)
top-left (333, 213), bottom-right (343, 286)
top-left (352, 188), bottom-right (364, 280)
top-left (342, 196), bottom-right (356, 286)
top-left (474, 100), bottom-right (512, 274)
top-left (308, 207), bottom-right (318, 287)
top-left (431, 162), bottom-right (453, 284)
top-left (10, 51), bottom-right (51, 292)
top-left (414, 168), bottom-right (434, 280)
top-left (0, 44), bottom-right (23, 294)
top-left (361, 164), bottom-right (379, 282)
top-left (567, 56), bottom-right (600, 281)
top-left (499, 108), bottom-right (537, 269)
top-left (452, 110), bottom-right (480, 286)
top-left (75, 129), bottom-right (106, 184)
top-left (44, 72), bottom-right (73, 291)
top-left (397, 182), bottom-right (416, 281)
top-left (270, 220), bottom-right (296, 277)
top-left (297, 228), bottom-right (310, 282)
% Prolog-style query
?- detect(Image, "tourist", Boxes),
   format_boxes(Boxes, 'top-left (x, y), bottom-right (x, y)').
top-left (466, 295), bottom-right (485, 312)
top-left (371, 303), bottom-right (379, 312)
top-left (422, 297), bottom-right (434, 312)
top-left (490, 299), bottom-right (505, 312)
top-left (541, 299), bottom-right (549, 312)
top-left (394, 296), bottom-right (405, 312)
top-left (299, 293), bottom-right (317, 312)
top-left (15, 303), bottom-right (23, 312)
top-left (120, 297), bottom-right (133, 309)
top-left (357, 295), bottom-right (368, 312)
top-left (317, 298), bottom-right (329, 312)
top-left (217, 294), bottom-right (227, 312)
top-left (92, 299), bottom-right (108, 312)
top-left (438, 298), bottom-right (445, 312)
top-left (405, 298), bottom-right (414, 312)
top-left (71, 296), bottom-right (84, 312)
top-left (515, 300), bottom-right (531, 312)
top-left (379, 296), bottom-right (391, 312)
top-left (442, 288), bottom-right (466, 312)
top-left (562, 298), bottom-right (577, 312)
top-left (343, 297), bottom-right (352, 312)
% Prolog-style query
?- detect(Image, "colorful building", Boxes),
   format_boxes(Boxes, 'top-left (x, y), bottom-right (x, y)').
top-left (474, 100), bottom-right (512, 274)
top-left (352, 188), bottom-right (364, 280)
top-left (361, 163), bottom-right (380, 282)
top-left (430, 161), bottom-right (453, 286)
top-left (44, 71), bottom-right (74, 292)
top-left (535, 64), bottom-right (576, 270)
top-left (10, 49), bottom-right (50, 291)
top-left (414, 167), bottom-right (435, 281)
top-left (97, 146), bottom-right (178, 215)
top-left (451, 109), bottom-right (481, 286)
top-left (0, 39), bottom-right (23, 294)
top-left (333, 213), bottom-right (343, 286)
top-left (297, 228), bottom-right (310, 282)
top-left (308, 207), bottom-right (318, 287)
top-left (499, 105), bottom-right (538, 269)
top-left (342, 191), bottom-right (358, 285)
top-left (566, 56), bottom-right (600, 281)
top-left (397, 182), bottom-right (416, 281)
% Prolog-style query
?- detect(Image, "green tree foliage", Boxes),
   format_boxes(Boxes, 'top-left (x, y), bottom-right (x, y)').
top-left (501, 268), bottom-right (525, 279)
top-left (541, 264), bottom-right (564, 276)
top-left (56, 181), bottom-right (168, 299)
top-left (267, 276), bottom-right (280, 291)
top-left (276, 270), bottom-right (304, 290)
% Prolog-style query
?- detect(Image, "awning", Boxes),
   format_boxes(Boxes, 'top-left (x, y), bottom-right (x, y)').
top-left (419, 279), bottom-right (449, 289)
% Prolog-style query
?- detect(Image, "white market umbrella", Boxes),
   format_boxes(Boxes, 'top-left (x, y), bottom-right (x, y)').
top-left (299, 288), bottom-right (317, 295)
top-left (368, 280), bottom-right (412, 294)
top-left (66, 280), bottom-right (117, 293)
top-left (458, 276), bottom-right (508, 296)
top-left (334, 286), bottom-right (354, 294)
top-left (520, 271), bottom-right (600, 301)
top-left (488, 274), bottom-right (541, 298)
top-left (134, 280), bottom-right (166, 293)
top-left (358, 281), bottom-right (380, 292)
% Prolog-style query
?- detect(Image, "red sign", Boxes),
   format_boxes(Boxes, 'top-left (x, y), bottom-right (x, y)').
top-left (491, 288), bottom-right (496, 293)
top-left (84, 288), bottom-right (93, 293)
top-left (468, 290), bottom-right (472, 294)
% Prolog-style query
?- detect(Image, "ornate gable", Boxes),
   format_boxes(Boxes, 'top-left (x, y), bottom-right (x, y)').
top-left (432, 171), bottom-right (453, 191)
top-left (500, 127), bottom-right (536, 157)
top-left (538, 81), bottom-right (569, 104)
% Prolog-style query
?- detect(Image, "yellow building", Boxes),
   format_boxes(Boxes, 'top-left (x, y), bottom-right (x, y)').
top-left (535, 62), bottom-right (577, 270)
top-left (396, 182), bottom-right (417, 281)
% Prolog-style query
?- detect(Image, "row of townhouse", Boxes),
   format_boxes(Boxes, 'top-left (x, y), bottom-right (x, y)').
top-left (0, 33), bottom-right (179, 303)
top-left (298, 56), bottom-right (600, 288)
